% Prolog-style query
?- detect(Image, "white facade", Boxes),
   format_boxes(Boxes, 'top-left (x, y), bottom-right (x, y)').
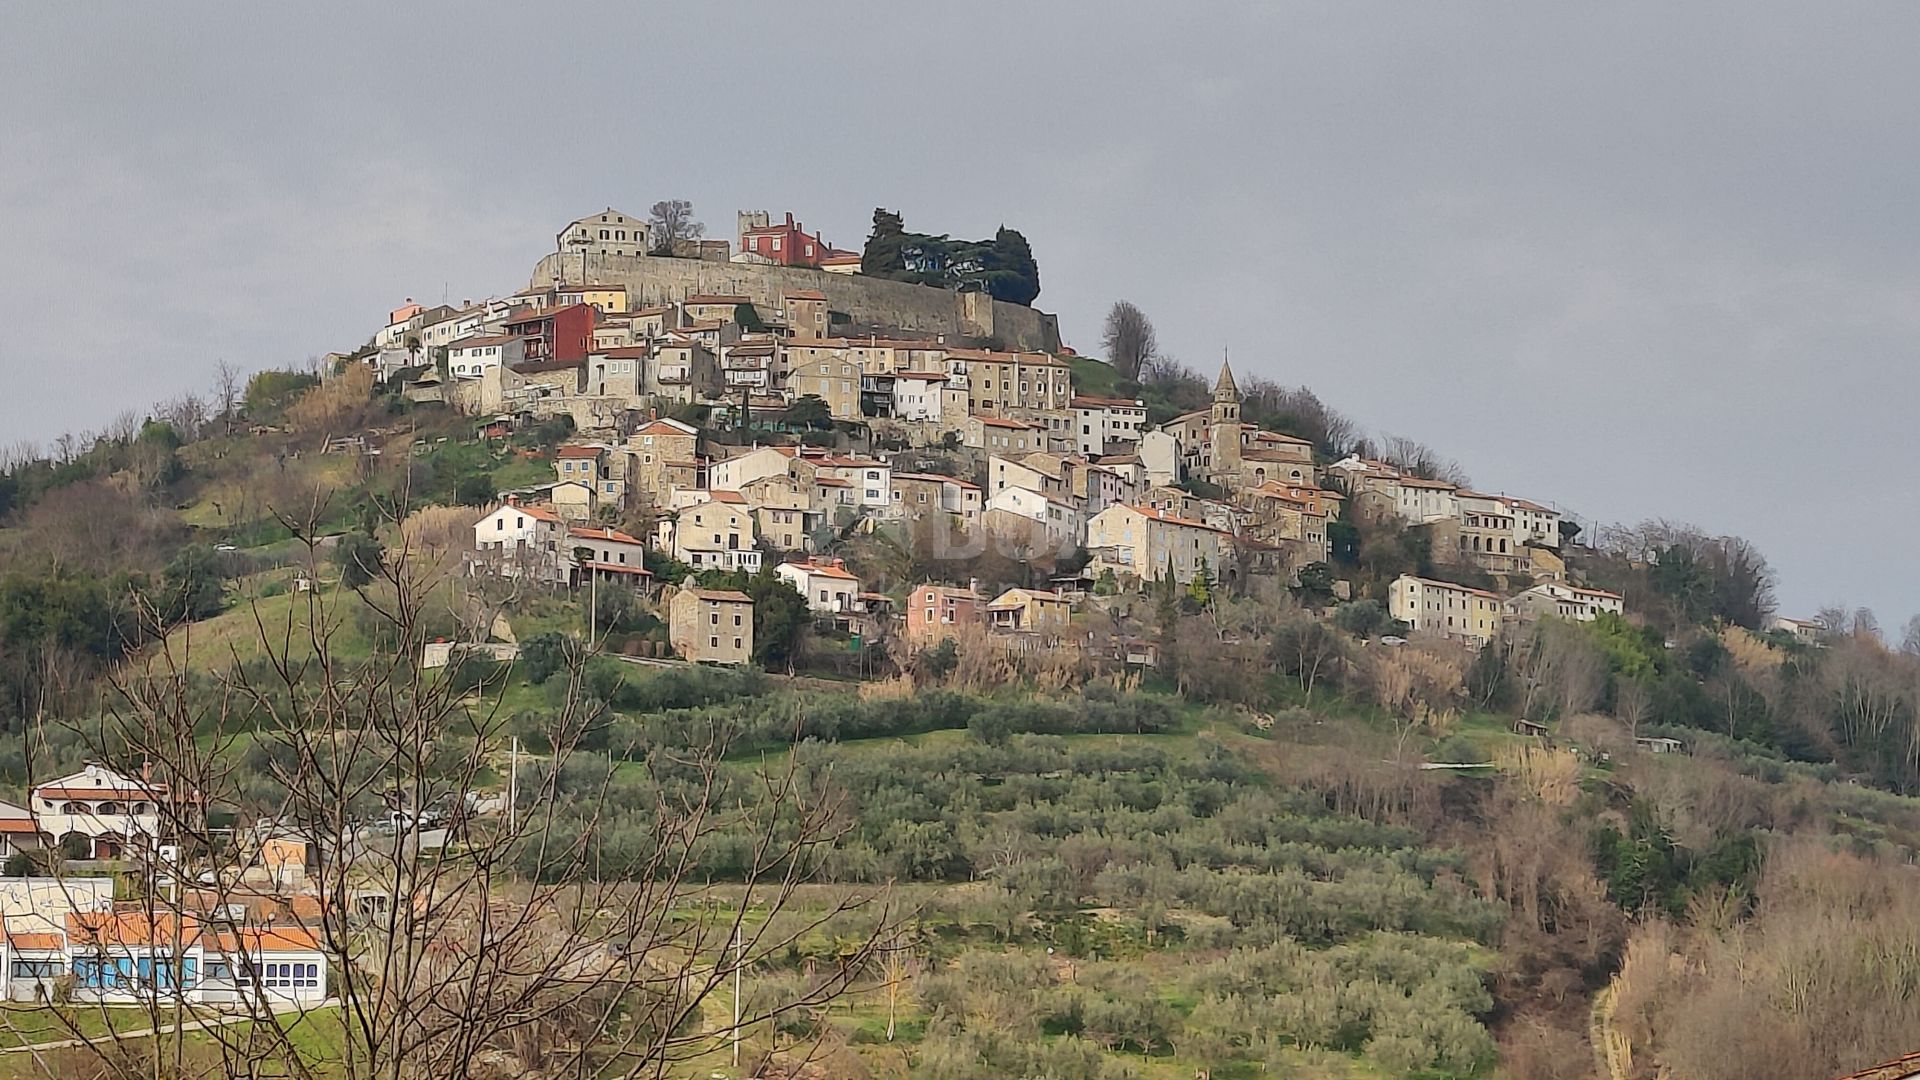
top-left (708, 447), bottom-right (794, 492)
top-left (448, 335), bottom-right (526, 379)
top-left (30, 765), bottom-right (167, 859)
top-left (1072, 397), bottom-right (1149, 455)
top-left (1138, 430), bottom-right (1182, 487)
top-left (1396, 480), bottom-right (1460, 523)
top-left (891, 373), bottom-right (950, 422)
top-left (1509, 499), bottom-right (1563, 549)
top-left (776, 559), bottom-right (860, 614)
top-left (472, 501), bottom-right (570, 583)
top-left (986, 486), bottom-right (1083, 546)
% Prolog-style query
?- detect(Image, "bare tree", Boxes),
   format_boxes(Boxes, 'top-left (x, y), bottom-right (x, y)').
top-left (1100, 301), bottom-right (1157, 381)
top-left (1376, 434), bottom-right (1470, 486)
top-left (1901, 615), bottom-right (1920, 657)
top-left (46, 491), bottom-right (897, 1080)
top-left (213, 361), bottom-right (242, 432)
top-left (648, 199), bottom-right (704, 256)
top-left (1613, 677), bottom-right (1653, 739)
top-left (155, 392), bottom-right (210, 441)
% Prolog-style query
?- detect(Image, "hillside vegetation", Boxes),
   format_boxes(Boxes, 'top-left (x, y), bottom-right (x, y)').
top-left (3, 365), bottom-right (1920, 1079)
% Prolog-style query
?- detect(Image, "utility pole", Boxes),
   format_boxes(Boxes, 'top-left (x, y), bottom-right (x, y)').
top-left (507, 737), bottom-right (519, 833)
top-left (732, 926), bottom-right (743, 1067)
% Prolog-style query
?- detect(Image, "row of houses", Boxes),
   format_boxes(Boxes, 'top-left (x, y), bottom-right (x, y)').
top-left (1389, 575), bottom-right (1626, 648)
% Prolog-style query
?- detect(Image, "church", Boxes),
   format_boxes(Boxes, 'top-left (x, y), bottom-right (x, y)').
top-left (1155, 359), bottom-right (1318, 491)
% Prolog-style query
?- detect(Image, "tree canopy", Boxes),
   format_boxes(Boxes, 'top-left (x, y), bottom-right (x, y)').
top-left (860, 209), bottom-right (1041, 305)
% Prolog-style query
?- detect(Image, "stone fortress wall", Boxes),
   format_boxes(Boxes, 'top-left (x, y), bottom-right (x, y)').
top-left (530, 251), bottom-right (1060, 352)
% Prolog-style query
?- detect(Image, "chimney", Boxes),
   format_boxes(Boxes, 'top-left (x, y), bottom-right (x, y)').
top-left (969, 577), bottom-right (981, 597)
top-left (506, 494), bottom-right (521, 507)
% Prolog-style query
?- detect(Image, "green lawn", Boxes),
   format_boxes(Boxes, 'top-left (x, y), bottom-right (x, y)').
top-left (1069, 355), bottom-right (1120, 397)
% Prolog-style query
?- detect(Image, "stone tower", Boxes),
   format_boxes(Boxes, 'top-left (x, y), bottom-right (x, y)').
top-left (1209, 355), bottom-right (1243, 482)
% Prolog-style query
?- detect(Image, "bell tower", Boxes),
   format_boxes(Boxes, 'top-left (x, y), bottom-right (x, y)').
top-left (1209, 352), bottom-right (1243, 482)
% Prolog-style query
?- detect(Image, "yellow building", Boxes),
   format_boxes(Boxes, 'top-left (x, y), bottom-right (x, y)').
top-left (1388, 574), bottom-right (1504, 647)
top-left (986, 588), bottom-right (1072, 634)
top-left (557, 283), bottom-right (630, 314)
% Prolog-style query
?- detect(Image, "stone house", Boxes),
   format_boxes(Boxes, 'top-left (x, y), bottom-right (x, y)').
top-left (1084, 504), bottom-right (1233, 587)
top-left (669, 588), bottom-right (754, 665)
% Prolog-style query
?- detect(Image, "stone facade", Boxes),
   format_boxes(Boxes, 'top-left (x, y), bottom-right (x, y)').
top-left (530, 251), bottom-right (1059, 353)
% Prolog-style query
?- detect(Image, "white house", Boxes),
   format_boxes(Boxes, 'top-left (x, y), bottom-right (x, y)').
top-left (985, 486), bottom-right (1083, 547)
top-left (1506, 582), bottom-right (1624, 624)
top-left (1509, 498), bottom-right (1563, 549)
top-left (1071, 395), bottom-right (1149, 455)
top-left (473, 499), bottom-right (571, 583)
top-left (566, 525), bottom-right (651, 589)
top-left (1396, 477), bottom-right (1460, 523)
top-left (1138, 430), bottom-right (1182, 487)
top-left (447, 334), bottom-right (526, 379)
top-left (891, 371), bottom-right (952, 423)
top-left (30, 765), bottom-right (168, 859)
top-left (776, 558), bottom-right (860, 614)
top-left (706, 446), bottom-right (796, 493)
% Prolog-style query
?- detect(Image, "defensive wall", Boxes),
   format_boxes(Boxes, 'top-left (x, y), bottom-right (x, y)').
top-left (530, 251), bottom-right (1060, 353)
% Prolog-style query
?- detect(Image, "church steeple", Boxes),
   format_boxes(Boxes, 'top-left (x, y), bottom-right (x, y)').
top-left (1213, 353), bottom-right (1240, 404)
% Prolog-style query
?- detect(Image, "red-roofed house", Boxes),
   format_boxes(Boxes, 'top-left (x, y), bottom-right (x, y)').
top-left (503, 303), bottom-right (596, 363)
top-left (52, 910), bottom-right (327, 1006)
top-left (30, 764), bottom-right (168, 859)
top-left (473, 497), bottom-right (572, 583)
top-left (907, 584), bottom-right (986, 643)
top-left (566, 525), bottom-right (650, 589)
top-left (776, 558), bottom-right (860, 614)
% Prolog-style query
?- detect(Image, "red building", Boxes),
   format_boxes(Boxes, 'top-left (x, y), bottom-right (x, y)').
top-left (906, 584), bottom-right (985, 643)
top-left (502, 303), bottom-right (596, 363)
top-left (740, 212), bottom-right (829, 267)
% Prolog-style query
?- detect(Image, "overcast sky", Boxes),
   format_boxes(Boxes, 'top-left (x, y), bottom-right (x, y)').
top-left (2, 2), bottom-right (1915, 624)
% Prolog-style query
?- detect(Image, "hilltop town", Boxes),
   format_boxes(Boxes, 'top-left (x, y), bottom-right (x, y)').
top-left (365, 202), bottom-right (1686, 664)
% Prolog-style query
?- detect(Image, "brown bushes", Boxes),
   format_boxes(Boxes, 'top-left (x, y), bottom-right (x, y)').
top-left (1609, 837), bottom-right (1920, 1080)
